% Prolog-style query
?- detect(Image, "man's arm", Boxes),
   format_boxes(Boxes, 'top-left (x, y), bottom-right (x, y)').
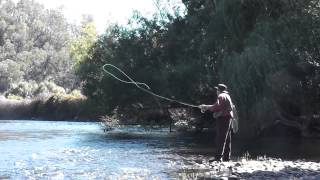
top-left (199, 96), bottom-right (225, 112)
top-left (208, 96), bottom-right (225, 112)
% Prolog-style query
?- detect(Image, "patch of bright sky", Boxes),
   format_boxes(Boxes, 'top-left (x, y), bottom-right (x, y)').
top-left (30, 0), bottom-right (185, 34)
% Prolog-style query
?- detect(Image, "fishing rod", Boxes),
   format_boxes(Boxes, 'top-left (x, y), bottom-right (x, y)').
top-left (102, 64), bottom-right (199, 108)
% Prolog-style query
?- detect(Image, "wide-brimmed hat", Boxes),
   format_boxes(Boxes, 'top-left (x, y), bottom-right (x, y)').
top-left (217, 84), bottom-right (227, 91)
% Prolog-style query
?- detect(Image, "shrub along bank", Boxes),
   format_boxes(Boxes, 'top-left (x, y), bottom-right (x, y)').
top-left (0, 80), bottom-right (103, 121)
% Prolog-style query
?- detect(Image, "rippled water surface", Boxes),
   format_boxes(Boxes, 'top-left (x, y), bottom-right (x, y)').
top-left (0, 120), bottom-right (214, 179)
top-left (1, 120), bottom-right (320, 179)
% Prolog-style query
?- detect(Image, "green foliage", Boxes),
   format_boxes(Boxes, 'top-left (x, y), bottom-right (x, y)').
top-left (5, 80), bottom-right (79, 98)
top-left (70, 21), bottom-right (97, 66)
top-left (0, 0), bottom-right (78, 91)
top-left (6, 94), bottom-right (24, 100)
top-left (0, 59), bottom-right (24, 91)
top-left (213, 0), bottom-right (320, 136)
top-left (6, 81), bottom-right (38, 98)
top-left (78, 0), bottom-right (320, 136)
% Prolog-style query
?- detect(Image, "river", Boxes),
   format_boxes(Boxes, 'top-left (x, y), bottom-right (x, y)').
top-left (0, 120), bottom-right (319, 179)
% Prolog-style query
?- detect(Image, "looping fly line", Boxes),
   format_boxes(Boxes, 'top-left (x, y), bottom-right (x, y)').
top-left (102, 64), bottom-right (199, 108)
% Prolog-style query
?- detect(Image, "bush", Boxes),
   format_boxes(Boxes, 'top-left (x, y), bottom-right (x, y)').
top-left (5, 80), bottom-right (84, 99)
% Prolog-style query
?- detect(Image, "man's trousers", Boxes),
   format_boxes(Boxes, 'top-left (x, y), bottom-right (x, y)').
top-left (215, 116), bottom-right (232, 161)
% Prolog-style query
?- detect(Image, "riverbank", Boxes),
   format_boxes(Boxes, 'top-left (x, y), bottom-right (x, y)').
top-left (178, 158), bottom-right (320, 179)
top-left (0, 95), bottom-right (101, 121)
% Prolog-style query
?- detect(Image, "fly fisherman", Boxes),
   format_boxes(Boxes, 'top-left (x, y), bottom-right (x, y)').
top-left (199, 84), bottom-right (237, 162)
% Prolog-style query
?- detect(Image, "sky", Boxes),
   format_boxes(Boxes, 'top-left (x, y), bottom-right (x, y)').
top-left (31, 0), bottom-right (175, 34)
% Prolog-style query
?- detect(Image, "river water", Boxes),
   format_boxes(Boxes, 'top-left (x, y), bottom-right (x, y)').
top-left (0, 120), bottom-right (319, 179)
top-left (0, 120), bottom-right (215, 179)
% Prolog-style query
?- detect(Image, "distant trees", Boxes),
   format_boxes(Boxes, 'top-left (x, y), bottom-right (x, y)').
top-left (70, 16), bottom-right (97, 67)
top-left (0, 0), bottom-right (97, 97)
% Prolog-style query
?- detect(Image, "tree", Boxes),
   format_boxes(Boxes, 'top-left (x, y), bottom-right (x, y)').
top-left (0, 0), bottom-right (77, 91)
top-left (70, 16), bottom-right (97, 66)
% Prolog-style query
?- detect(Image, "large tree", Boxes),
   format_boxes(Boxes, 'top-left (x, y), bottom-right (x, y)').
top-left (0, 0), bottom-right (77, 91)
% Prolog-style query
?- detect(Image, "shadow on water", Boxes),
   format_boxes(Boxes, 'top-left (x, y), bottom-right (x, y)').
top-left (236, 137), bottom-right (320, 161)
top-left (236, 167), bottom-right (320, 180)
top-left (170, 129), bottom-right (320, 161)
top-left (94, 127), bottom-right (320, 162)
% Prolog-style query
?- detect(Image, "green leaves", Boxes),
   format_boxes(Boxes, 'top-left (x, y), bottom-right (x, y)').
top-left (76, 0), bottom-right (320, 136)
top-left (70, 22), bottom-right (97, 66)
top-left (0, 0), bottom-right (77, 92)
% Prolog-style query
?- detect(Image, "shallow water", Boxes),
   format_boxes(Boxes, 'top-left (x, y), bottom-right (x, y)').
top-left (0, 120), bottom-right (319, 179)
top-left (0, 120), bottom-right (215, 179)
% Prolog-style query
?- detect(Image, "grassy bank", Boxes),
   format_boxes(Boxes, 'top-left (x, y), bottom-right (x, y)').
top-left (0, 95), bottom-right (103, 121)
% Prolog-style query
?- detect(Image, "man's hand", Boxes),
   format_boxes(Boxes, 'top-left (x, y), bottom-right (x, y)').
top-left (199, 104), bottom-right (207, 113)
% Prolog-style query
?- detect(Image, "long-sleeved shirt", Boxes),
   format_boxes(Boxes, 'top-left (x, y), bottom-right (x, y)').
top-left (209, 91), bottom-right (232, 117)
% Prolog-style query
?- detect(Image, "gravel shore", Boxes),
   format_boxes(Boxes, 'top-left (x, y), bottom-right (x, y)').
top-left (178, 158), bottom-right (320, 179)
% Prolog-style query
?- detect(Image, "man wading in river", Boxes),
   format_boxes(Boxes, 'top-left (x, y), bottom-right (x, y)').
top-left (199, 84), bottom-right (237, 162)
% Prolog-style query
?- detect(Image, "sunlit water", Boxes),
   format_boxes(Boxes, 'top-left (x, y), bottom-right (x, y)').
top-left (0, 120), bottom-right (319, 179)
top-left (0, 120), bottom-right (215, 179)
